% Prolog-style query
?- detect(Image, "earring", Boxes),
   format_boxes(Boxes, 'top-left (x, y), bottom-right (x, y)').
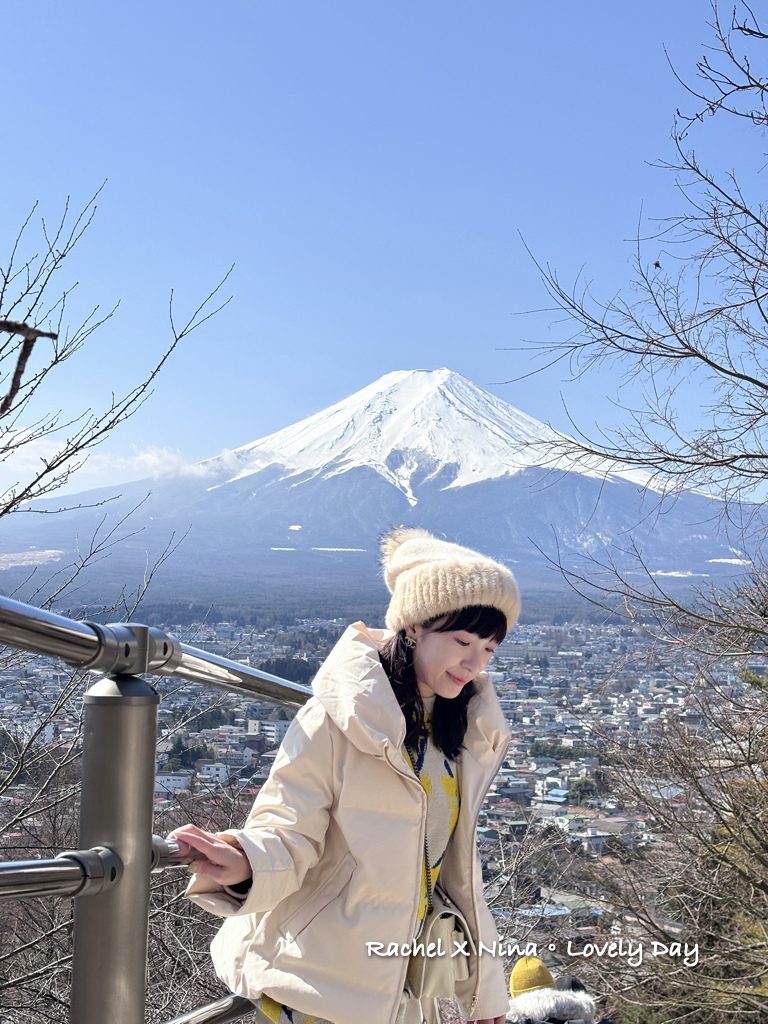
top-left (404, 635), bottom-right (416, 649)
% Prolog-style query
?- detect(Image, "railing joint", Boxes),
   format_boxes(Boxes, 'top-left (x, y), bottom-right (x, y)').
top-left (82, 621), bottom-right (183, 676)
top-left (57, 846), bottom-right (124, 897)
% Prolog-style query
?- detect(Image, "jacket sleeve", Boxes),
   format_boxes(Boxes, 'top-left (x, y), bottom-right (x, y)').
top-left (474, 854), bottom-right (511, 1018)
top-left (186, 698), bottom-right (336, 918)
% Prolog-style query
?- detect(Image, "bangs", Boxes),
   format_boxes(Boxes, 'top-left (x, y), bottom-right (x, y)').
top-left (423, 605), bottom-right (507, 644)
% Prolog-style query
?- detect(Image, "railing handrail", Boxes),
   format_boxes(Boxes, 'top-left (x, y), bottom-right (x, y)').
top-left (0, 836), bottom-right (182, 902)
top-left (0, 592), bottom-right (312, 705)
top-left (0, 855), bottom-right (88, 900)
top-left (163, 994), bottom-right (257, 1024)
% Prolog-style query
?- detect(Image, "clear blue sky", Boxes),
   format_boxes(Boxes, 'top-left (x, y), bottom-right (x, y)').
top-left (1, 1), bottom-right (734, 490)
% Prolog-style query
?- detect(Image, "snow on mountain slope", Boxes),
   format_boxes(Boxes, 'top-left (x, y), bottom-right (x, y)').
top-left (0, 369), bottom-right (745, 607)
top-left (203, 368), bottom-right (652, 505)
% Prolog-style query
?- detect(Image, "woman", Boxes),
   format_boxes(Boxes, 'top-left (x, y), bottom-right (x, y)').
top-left (169, 528), bottom-right (519, 1024)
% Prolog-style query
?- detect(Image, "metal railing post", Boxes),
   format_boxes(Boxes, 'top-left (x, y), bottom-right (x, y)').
top-left (70, 673), bottom-right (160, 1024)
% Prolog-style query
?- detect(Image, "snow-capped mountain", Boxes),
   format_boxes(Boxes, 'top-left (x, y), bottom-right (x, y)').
top-left (0, 368), bottom-right (748, 609)
top-left (204, 368), bottom-right (652, 504)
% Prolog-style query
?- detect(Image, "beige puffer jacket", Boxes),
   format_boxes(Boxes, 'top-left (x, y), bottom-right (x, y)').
top-left (187, 622), bottom-right (511, 1024)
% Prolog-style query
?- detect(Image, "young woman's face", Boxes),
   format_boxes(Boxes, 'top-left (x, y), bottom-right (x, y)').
top-left (405, 621), bottom-right (499, 699)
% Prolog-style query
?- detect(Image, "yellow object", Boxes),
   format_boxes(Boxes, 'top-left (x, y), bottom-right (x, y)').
top-left (509, 956), bottom-right (555, 997)
top-left (260, 995), bottom-right (283, 1022)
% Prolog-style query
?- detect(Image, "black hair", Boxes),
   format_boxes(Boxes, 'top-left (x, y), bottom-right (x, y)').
top-left (379, 605), bottom-right (507, 759)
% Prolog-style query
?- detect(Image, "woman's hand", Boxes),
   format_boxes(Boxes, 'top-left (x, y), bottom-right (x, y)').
top-left (167, 824), bottom-right (252, 886)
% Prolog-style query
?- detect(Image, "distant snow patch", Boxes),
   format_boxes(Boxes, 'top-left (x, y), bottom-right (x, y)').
top-left (0, 549), bottom-right (63, 569)
top-left (270, 547), bottom-right (296, 551)
top-left (289, 525), bottom-right (302, 531)
top-left (311, 547), bottom-right (367, 552)
top-left (707, 558), bottom-right (750, 565)
top-left (651, 570), bottom-right (710, 578)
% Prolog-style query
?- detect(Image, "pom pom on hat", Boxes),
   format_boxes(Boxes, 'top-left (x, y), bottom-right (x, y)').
top-left (509, 956), bottom-right (555, 998)
top-left (379, 527), bottom-right (520, 633)
top-left (379, 527), bottom-right (434, 564)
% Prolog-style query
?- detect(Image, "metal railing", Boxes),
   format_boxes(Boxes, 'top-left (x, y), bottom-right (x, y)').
top-left (0, 594), bottom-right (313, 1024)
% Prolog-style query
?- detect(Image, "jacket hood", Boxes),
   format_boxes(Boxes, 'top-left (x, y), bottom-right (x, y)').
top-left (310, 621), bottom-right (509, 766)
top-left (506, 987), bottom-right (597, 1023)
top-left (309, 622), bottom-right (404, 757)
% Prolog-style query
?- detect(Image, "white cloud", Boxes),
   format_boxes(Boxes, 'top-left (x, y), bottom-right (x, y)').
top-left (0, 440), bottom-right (224, 498)
top-left (98, 446), bottom-right (214, 481)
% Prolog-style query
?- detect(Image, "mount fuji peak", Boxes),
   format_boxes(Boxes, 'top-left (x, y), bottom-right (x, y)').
top-left (0, 366), bottom-right (742, 608)
top-left (205, 368), bottom-right (651, 504)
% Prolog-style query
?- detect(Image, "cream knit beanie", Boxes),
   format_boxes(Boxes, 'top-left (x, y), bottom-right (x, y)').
top-left (381, 528), bottom-right (520, 633)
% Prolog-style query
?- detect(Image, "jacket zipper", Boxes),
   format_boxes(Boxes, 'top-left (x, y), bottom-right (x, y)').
top-left (466, 737), bottom-right (511, 1021)
top-left (385, 746), bottom-right (428, 1024)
